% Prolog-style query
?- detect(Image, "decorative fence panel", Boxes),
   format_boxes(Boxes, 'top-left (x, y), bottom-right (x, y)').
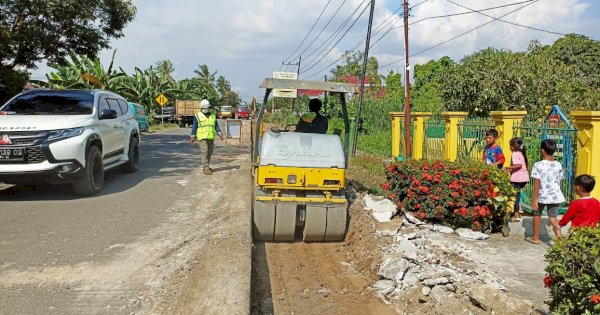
top-left (457, 117), bottom-right (495, 161)
top-left (422, 115), bottom-right (445, 161)
top-left (513, 118), bottom-right (577, 214)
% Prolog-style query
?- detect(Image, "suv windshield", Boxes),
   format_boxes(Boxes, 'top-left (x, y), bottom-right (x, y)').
top-left (221, 106), bottom-right (231, 112)
top-left (238, 107), bottom-right (249, 112)
top-left (0, 90), bottom-right (94, 115)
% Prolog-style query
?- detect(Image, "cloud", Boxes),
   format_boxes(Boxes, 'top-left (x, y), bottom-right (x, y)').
top-left (30, 0), bottom-right (597, 99)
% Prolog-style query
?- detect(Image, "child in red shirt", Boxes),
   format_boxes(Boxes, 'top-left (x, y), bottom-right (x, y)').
top-left (559, 174), bottom-right (600, 228)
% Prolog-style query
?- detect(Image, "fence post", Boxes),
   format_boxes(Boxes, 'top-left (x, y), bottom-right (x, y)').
top-left (442, 112), bottom-right (468, 161)
top-left (412, 112), bottom-right (432, 160)
top-left (490, 111), bottom-right (527, 167)
top-left (571, 111), bottom-right (600, 199)
top-left (389, 112), bottom-right (405, 158)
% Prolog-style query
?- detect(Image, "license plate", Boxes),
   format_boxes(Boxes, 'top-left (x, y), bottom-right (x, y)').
top-left (0, 147), bottom-right (26, 161)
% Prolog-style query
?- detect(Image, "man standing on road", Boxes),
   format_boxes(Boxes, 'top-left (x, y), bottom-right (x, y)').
top-left (189, 99), bottom-right (224, 175)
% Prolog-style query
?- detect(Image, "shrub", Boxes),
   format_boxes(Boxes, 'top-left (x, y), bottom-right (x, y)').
top-left (382, 159), bottom-right (515, 232)
top-left (544, 226), bottom-right (600, 315)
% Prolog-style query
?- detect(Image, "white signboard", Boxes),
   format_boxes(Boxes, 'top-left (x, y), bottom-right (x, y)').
top-left (272, 71), bottom-right (298, 98)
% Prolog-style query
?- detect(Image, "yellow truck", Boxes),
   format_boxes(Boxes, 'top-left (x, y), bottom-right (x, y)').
top-left (217, 105), bottom-right (234, 119)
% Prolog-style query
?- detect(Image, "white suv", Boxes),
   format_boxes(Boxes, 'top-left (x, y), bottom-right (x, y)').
top-left (0, 89), bottom-right (140, 195)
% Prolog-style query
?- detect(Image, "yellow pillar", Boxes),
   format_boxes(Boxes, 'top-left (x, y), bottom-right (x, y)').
top-left (442, 112), bottom-right (468, 161)
top-left (490, 111), bottom-right (527, 168)
top-left (389, 112), bottom-right (405, 158)
top-left (411, 112), bottom-right (432, 160)
top-left (572, 111), bottom-right (600, 200)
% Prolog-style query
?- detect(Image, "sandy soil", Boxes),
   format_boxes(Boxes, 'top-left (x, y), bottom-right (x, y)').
top-left (251, 196), bottom-right (399, 315)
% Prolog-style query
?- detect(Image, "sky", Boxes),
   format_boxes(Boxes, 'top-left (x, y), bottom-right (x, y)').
top-left (31, 0), bottom-right (600, 102)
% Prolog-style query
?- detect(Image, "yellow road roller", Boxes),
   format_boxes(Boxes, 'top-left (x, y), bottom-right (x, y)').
top-left (251, 78), bottom-right (356, 242)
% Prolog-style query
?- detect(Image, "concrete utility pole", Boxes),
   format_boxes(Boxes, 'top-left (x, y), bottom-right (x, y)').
top-left (403, 0), bottom-right (412, 157)
top-left (352, 0), bottom-right (376, 155)
top-left (282, 57), bottom-right (301, 112)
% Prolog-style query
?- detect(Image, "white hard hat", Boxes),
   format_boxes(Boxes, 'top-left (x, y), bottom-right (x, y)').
top-left (200, 99), bottom-right (210, 108)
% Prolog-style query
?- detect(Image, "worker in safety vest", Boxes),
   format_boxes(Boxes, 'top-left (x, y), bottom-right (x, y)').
top-left (189, 99), bottom-right (224, 175)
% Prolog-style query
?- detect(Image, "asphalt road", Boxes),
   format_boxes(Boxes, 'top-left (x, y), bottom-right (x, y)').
top-left (0, 126), bottom-right (252, 315)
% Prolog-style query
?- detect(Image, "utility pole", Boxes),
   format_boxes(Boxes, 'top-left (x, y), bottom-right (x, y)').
top-left (403, 0), bottom-right (412, 157)
top-left (324, 75), bottom-right (328, 115)
top-left (281, 57), bottom-right (301, 112)
top-left (352, 0), bottom-right (376, 155)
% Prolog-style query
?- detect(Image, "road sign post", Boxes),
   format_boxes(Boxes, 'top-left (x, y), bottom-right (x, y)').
top-left (155, 94), bottom-right (169, 126)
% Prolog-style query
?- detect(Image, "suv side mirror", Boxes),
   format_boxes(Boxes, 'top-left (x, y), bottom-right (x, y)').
top-left (100, 109), bottom-right (118, 120)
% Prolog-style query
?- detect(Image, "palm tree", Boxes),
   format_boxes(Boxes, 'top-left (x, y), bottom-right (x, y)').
top-left (193, 64), bottom-right (217, 90)
top-left (216, 75), bottom-right (231, 97)
top-left (155, 60), bottom-right (175, 82)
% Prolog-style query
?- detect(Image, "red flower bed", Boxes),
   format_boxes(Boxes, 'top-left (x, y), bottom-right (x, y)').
top-left (382, 160), bottom-right (515, 232)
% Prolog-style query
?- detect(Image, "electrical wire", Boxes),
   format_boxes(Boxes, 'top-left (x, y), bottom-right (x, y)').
top-left (288, 0), bottom-right (350, 64)
top-left (282, 0), bottom-right (332, 63)
top-left (301, 0), bottom-right (370, 73)
top-left (378, 0), bottom-right (539, 69)
top-left (446, 0), bottom-right (566, 36)
top-left (303, 4), bottom-right (404, 79)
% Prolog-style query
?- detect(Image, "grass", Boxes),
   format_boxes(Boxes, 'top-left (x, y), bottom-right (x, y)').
top-left (147, 123), bottom-right (179, 132)
top-left (347, 153), bottom-right (387, 195)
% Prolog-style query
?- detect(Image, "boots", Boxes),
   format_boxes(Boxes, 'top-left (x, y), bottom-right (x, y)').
top-left (203, 167), bottom-right (213, 175)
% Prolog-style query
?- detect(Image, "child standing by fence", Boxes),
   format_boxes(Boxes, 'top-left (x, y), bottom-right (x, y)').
top-left (505, 137), bottom-right (529, 222)
top-left (559, 174), bottom-right (600, 228)
top-left (529, 139), bottom-right (565, 244)
top-left (483, 129), bottom-right (505, 169)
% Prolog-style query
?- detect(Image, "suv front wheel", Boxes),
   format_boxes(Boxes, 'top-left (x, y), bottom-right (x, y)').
top-left (73, 146), bottom-right (104, 196)
top-left (125, 136), bottom-right (140, 173)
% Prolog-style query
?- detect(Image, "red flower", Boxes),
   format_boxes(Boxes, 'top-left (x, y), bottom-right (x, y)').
top-left (460, 207), bottom-right (468, 216)
top-left (479, 207), bottom-right (487, 217)
top-left (419, 186), bottom-right (430, 193)
top-left (451, 192), bottom-right (459, 198)
top-left (543, 275), bottom-right (552, 288)
top-left (381, 182), bottom-right (391, 190)
top-left (474, 190), bottom-right (481, 197)
top-left (590, 295), bottom-right (600, 304)
top-left (390, 194), bottom-right (397, 200)
top-left (419, 212), bottom-right (426, 219)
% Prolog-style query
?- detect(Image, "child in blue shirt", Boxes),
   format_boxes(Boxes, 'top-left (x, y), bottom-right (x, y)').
top-left (482, 129), bottom-right (505, 169)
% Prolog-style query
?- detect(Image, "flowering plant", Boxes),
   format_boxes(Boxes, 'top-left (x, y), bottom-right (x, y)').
top-left (382, 159), bottom-right (515, 232)
top-left (545, 226), bottom-right (600, 314)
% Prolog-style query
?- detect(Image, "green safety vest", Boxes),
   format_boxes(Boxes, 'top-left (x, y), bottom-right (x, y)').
top-left (196, 112), bottom-right (217, 140)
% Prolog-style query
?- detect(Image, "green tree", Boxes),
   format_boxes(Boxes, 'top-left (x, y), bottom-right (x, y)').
top-left (412, 56), bottom-right (454, 113)
top-left (330, 51), bottom-right (381, 87)
top-left (45, 50), bottom-right (131, 95)
top-left (194, 64), bottom-right (217, 90)
top-left (0, 0), bottom-right (135, 101)
top-left (155, 60), bottom-right (175, 82)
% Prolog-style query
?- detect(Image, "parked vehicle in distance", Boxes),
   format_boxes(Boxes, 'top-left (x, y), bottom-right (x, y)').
top-left (154, 105), bottom-right (175, 123)
top-left (0, 89), bottom-right (140, 195)
top-left (236, 106), bottom-right (250, 119)
top-left (129, 102), bottom-right (149, 131)
top-left (217, 105), bottom-right (233, 119)
top-left (175, 100), bottom-right (200, 127)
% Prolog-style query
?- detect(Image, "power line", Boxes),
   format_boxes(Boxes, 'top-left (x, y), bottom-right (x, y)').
top-left (379, 0), bottom-right (539, 69)
top-left (371, 0), bottom-right (537, 50)
top-left (282, 0), bottom-right (332, 63)
top-left (289, 0), bottom-right (349, 63)
top-left (303, 4), bottom-right (405, 79)
top-left (300, 0), bottom-right (370, 72)
top-left (446, 0), bottom-right (566, 36)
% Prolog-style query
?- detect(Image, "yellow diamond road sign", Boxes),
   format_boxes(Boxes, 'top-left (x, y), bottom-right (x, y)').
top-left (155, 94), bottom-right (168, 106)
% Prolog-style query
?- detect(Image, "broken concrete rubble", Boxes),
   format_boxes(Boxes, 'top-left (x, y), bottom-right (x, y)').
top-left (364, 194), bottom-right (397, 222)
top-left (456, 228), bottom-right (490, 240)
top-left (365, 198), bottom-right (537, 313)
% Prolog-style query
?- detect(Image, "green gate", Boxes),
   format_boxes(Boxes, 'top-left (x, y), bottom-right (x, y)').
top-left (513, 107), bottom-right (577, 214)
top-left (422, 115), bottom-right (445, 161)
top-left (457, 117), bottom-right (495, 161)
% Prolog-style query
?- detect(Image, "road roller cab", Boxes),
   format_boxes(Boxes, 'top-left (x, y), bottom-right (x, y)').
top-left (251, 78), bottom-right (356, 242)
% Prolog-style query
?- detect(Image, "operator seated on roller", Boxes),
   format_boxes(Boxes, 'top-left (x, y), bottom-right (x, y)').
top-left (296, 98), bottom-right (328, 134)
